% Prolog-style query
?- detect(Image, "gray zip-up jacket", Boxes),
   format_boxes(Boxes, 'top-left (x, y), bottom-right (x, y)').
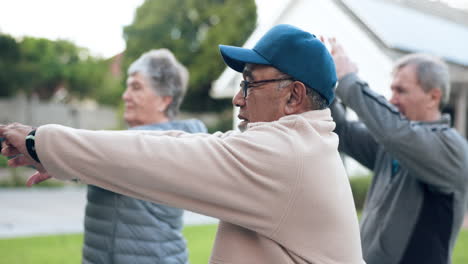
top-left (331, 73), bottom-right (468, 264)
top-left (82, 119), bottom-right (207, 264)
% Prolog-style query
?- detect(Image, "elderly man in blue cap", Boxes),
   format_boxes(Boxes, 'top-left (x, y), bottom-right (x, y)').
top-left (1, 24), bottom-right (364, 263)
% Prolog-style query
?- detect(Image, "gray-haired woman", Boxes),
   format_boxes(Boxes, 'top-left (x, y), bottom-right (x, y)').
top-left (83, 49), bottom-right (207, 264)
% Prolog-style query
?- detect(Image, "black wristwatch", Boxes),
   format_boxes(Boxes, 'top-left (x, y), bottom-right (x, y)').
top-left (25, 129), bottom-right (41, 163)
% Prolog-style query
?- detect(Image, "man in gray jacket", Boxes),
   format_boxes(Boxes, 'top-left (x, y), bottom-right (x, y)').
top-left (327, 38), bottom-right (468, 264)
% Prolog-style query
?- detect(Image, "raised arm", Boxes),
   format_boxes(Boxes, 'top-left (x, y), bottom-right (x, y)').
top-left (337, 74), bottom-right (468, 191)
top-left (330, 101), bottom-right (378, 170)
top-left (328, 37), bottom-right (468, 191)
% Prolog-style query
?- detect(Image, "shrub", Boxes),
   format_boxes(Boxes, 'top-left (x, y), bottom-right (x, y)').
top-left (207, 109), bottom-right (233, 133)
top-left (0, 156), bottom-right (7, 168)
top-left (0, 167), bottom-right (67, 188)
top-left (349, 174), bottom-right (372, 211)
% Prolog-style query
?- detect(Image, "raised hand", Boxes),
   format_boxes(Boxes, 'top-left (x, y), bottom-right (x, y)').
top-left (320, 36), bottom-right (358, 80)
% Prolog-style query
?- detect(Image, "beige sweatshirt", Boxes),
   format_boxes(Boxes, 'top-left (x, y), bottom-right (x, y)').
top-left (36, 109), bottom-right (364, 264)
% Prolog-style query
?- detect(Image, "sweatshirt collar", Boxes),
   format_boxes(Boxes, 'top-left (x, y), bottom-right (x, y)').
top-left (246, 108), bottom-right (332, 129)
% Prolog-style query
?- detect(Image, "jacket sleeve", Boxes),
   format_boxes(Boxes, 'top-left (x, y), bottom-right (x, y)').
top-left (330, 100), bottom-right (378, 170)
top-left (35, 124), bottom-right (298, 237)
top-left (337, 73), bottom-right (468, 191)
top-left (110, 129), bottom-right (228, 138)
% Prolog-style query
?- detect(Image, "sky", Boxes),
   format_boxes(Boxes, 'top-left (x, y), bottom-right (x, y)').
top-left (0, 0), bottom-right (282, 58)
top-left (1, 0), bottom-right (466, 58)
top-left (0, 0), bottom-right (144, 58)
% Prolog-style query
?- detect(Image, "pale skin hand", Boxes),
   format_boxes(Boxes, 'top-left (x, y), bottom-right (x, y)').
top-left (319, 36), bottom-right (358, 80)
top-left (0, 123), bottom-right (52, 186)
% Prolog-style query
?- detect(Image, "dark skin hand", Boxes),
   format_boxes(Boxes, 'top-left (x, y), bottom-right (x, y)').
top-left (0, 123), bottom-right (52, 186)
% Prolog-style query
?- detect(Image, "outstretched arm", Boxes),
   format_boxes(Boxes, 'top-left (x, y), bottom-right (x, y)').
top-left (0, 123), bottom-right (236, 186)
top-left (0, 121), bottom-right (309, 237)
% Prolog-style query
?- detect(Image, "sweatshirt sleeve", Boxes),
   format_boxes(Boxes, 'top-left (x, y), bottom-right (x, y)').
top-left (108, 128), bottom-right (220, 138)
top-left (337, 73), bottom-right (468, 191)
top-left (330, 100), bottom-right (378, 170)
top-left (35, 124), bottom-right (298, 237)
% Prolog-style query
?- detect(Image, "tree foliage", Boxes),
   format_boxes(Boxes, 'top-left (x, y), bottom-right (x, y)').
top-left (89, 58), bottom-right (124, 106)
top-left (17, 37), bottom-right (109, 100)
top-left (0, 0), bottom-right (256, 109)
top-left (123, 0), bottom-right (257, 112)
top-left (0, 34), bottom-right (119, 104)
top-left (16, 37), bottom-right (78, 99)
top-left (0, 34), bottom-right (21, 97)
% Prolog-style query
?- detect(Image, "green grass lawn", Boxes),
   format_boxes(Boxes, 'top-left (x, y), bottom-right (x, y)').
top-left (0, 224), bottom-right (218, 264)
top-left (0, 224), bottom-right (467, 263)
top-left (453, 229), bottom-right (468, 264)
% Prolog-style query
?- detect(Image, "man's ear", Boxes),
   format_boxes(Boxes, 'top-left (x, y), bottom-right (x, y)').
top-left (285, 81), bottom-right (308, 115)
top-left (428, 88), bottom-right (442, 109)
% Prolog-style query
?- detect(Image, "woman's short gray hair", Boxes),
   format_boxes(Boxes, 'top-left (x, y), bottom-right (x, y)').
top-left (128, 49), bottom-right (189, 119)
top-left (393, 53), bottom-right (450, 108)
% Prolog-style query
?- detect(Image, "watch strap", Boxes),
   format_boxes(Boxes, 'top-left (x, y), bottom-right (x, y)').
top-left (25, 129), bottom-right (41, 163)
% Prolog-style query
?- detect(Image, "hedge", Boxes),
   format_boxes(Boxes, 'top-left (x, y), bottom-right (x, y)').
top-left (349, 175), bottom-right (372, 211)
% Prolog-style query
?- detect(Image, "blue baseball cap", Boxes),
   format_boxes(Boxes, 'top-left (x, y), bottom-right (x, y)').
top-left (219, 24), bottom-right (337, 105)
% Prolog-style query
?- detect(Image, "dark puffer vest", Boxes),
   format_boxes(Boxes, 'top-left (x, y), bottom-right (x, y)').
top-left (82, 119), bottom-right (207, 264)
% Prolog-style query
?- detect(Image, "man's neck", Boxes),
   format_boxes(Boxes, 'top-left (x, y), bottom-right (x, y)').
top-left (415, 110), bottom-right (442, 123)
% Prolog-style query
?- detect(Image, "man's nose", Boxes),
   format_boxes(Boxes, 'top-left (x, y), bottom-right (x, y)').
top-left (389, 93), bottom-right (398, 105)
top-left (232, 89), bottom-right (245, 107)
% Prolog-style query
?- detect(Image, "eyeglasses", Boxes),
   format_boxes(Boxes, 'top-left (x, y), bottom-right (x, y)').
top-left (240, 77), bottom-right (295, 98)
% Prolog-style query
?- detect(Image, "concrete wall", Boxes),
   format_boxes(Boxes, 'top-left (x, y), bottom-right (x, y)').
top-left (0, 95), bottom-right (118, 130)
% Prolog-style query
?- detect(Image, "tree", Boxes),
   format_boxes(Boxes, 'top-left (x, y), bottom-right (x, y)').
top-left (123, 0), bottom-right (257, 112)
top-left (12, 37), bottom-right (119, 104)
top-left (88, 58), bottom-right (125, 106)
top-left (16, 37), bottom-right (83, 99)
top-left (0, 34), bottom-right (21, 97)
top-left (0, 34), bottom-right (122, 107)
top-left (66, 56), bottom-right (108, 100)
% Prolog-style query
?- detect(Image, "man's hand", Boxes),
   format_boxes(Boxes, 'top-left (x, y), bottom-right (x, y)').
top-left (26, 171), bottom-right (52, 187)
top-left (0, 123), bottom-right (48, 178)
top-left (320, 37), bottom-right (358, 80)
top-left (0, 123), bottom-right (31, 160)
